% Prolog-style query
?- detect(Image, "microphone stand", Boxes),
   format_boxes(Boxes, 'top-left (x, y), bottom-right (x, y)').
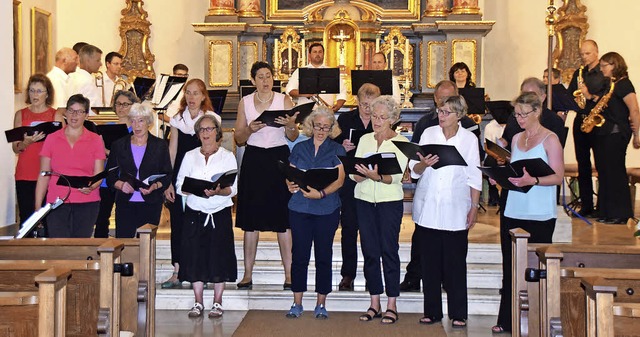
top-left (15, 171), bottom-right (72, 238)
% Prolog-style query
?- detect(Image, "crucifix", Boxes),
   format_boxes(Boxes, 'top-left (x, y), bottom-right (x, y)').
top-left (331, 29), bottom-right (351, 66)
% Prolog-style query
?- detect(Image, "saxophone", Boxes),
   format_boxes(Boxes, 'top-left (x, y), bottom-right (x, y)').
top-left (580, 77), bottom-right (617, 133)
top-left (573, 66), bottom-right (586, 109)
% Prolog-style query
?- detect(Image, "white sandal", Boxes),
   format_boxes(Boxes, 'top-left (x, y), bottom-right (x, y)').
top-left (188, 302), bottom-right (204, 318)
top-left (209, 302), bottom-right (224, 318)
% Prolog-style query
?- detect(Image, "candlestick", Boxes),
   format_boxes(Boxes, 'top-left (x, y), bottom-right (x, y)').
top-left (404, 39), bottom-right (410, 70)
top-left (300, 39), bottom-right (305, 66)
top-left (375, 38), bottom-right (380, 53)
top-left (274, 39), bottom-right (279, 75)
top-left (287, 38), bottom-right (292, 75)
top-left (356, 42), bottom-right (361, 67)
top-left (390, 38), bottom-right (395, 72)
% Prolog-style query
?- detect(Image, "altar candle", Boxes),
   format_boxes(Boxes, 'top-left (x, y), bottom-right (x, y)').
top-left (274, 39), bottom-right (279, 73)
top-left (375, 38), bottom-right (380, 53)
top-left (390, 38), bottom-right (394, 71)
top-left (301, 39), bottom-right (306, 66)
top-left (404, 39), bottom-right (410, 69)
top-left (287, 39), bottom-right (292, 74)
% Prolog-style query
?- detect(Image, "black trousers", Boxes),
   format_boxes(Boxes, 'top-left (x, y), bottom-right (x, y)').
top-left (356, 199), bottom-right (402, 297)
top-left (15, 180), bottom-right (37, 225)
top-left (593, 132), bottom-right (633, 219)
top-left (115, 200), bottom-right (163, 238)
top-left (573, 115), bottom-right (597, 211)
top-left (497, 216), bottom-right (556, 331)
top-left (339, 179), bottom-right (359, 278)
top-left (94, 187), bottom-right (115, 238)
top-left (169, 194), bottom-right (185, 266)
top-left (47, 202), bottom-right (100, 238)
top-left (418, 226), bottom-right (469, 321)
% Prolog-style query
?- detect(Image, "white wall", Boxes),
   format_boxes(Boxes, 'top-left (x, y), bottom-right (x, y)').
top-left (2, 0), bottom-right (17, 226)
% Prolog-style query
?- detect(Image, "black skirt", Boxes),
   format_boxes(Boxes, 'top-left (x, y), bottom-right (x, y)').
top-left (235, 144), bottom-right (291, 232)
top-left (178, 206), bottom-right (237, 283)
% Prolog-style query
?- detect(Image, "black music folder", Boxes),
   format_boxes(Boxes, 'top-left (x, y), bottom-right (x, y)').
top-left (181, 170), bottom-right (238, 198)
top-left (338, 152), bottom-right (403, 176)
top-left (351, 70), bottom-right (393, 96)
top-left (478, 158), bottom-right (555, 193)
top-left (120, 172), bottom-right (166, 191)
top-left (132, 76), bottom-right (156, 100)
top-left (255, 102), bottom-right (316, 127)
top-left (299, 68), bottom-right (341, 95)
top-left (277, 160), bottom-right (339, 192)
top-left (459, 87), bottom-right (486, 115)
top-left (349, 129), bottom-right (373, 148)
top-left (5, 121), bottom-right (62, 143)
top-left (391, 141), bottom-right (467, 169)
top-left (56, 166), bottom-right (119, 189)
top-left (484, 139), bottom-right (511, 162)
top-left (208, 89), bottom-right (228, 115)
top-left (96, 124), bottom-right (130, 150)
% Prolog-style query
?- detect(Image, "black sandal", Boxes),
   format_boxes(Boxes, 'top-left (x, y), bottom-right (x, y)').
top-left (359, 307), bottom-right (381, 321)
top-left (380, 309), bottom-right (398, 325)
top-left (452, 318), bottom-right (467, 328)
top-left (419, 316), bottom-right (441, 325)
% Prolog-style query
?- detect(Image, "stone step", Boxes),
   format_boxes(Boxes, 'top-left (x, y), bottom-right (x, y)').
top-left (156, 286), bottom-right (500, 315)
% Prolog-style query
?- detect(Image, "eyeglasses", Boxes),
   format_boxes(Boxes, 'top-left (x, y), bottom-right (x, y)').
top-left (115, 102), bottom-right (133, 108)
top-left (359, 103), bottom-right (371, 110)
top-left (67, 108), bottom-right (87, 116)
top-left (513, 108), bottom-right (536, 118)
top-left (436, 108), bottom-right (455, 116)
top-left (371, 114), bottom-right (390, 121)
top-left (29, 89), bottom-right (47, 95)
top-left (313, 124), bottom-right (332, 132)
top-left (198, 126), bottom-right (216, 134)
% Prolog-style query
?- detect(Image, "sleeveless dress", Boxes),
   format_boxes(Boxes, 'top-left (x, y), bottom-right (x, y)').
top-left (235, 92), bottom-right (292, 232)
top-left (16, 107), bottom-right (58, 181)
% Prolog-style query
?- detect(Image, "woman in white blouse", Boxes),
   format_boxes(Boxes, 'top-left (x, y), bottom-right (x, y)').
top-left (175, 115), bottom-right (237, 318)
top-left (409, 95), bottom-right (481, 327)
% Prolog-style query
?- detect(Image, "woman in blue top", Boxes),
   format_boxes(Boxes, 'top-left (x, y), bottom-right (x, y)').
top-left (493, 91), bottom-right (564, 333)
top-left (284, 107), bottom-right (346, 319)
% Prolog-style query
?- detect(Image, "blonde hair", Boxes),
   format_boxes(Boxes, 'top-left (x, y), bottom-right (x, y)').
top-left (371, 95), bottom-right (401, 122)
top-left (301, 107), bottom-right (341, 138)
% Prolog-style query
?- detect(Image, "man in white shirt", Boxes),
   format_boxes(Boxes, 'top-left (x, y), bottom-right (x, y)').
top-left (285, 43), bottom-right (346, 112)
top-left (371, 52), bottom-right (402, 105)
top-left (69, 44), bottom-right (103, 110)
top-left (102, 52), bottom-right (126, 106)
top-left (46, 47), bottom-right (78, 108)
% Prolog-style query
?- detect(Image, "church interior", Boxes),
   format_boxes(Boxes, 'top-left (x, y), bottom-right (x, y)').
top-left (2, 0), bottom-right (640, 336)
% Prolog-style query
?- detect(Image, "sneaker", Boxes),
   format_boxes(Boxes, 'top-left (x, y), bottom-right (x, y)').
top-left (285, 303), bottom-right (303, 318)
top-left (188, 302), bottom-right (204, 318)
top-left (314, 304), bottom-right (328, 319)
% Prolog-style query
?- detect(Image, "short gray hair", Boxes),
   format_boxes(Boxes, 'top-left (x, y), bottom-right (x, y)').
top-left (520, 77), bottom-right (545, 97)
top-left (301, 106), bottom-right (341, 138)
top-left (441, 95), bottom-right (468, 119)
top-left (128, 102), bottom-right (155, 125)
top-left (112, 90), bottom-right (140, 110)
top-left (371, 95), bottom-right (400, 122)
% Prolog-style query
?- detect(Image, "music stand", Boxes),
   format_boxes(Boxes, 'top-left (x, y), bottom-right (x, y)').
top-left (208, 90), bottom-right (228, 115)
top-left (459, 87), bottom-right (486, 115)
top-left (485, 100), bottom-right (513, 124)
top-left (15, 171), bottom-right (71, 238)
top-left (299, 68), bottom-right (340, 95)
top-left (351, 70), bottom-right (393, 95)
top-left (132, 76), bottom-right (156, 100)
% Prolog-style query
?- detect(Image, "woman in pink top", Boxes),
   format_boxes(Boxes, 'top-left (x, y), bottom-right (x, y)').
top-left (234, 61), bottom-right (299, 290)
top-left (35, 94), bottom-right (106, 238)
top-left (12, 74), bottom-right (64, 227)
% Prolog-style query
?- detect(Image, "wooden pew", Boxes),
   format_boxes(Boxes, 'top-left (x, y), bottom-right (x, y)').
top-left (0, 242), bottom-right (123, 337)
top-left (581, 277), bottom-right (640, 337)
top-left (511, 229), bottom-right (640, 337)
top-left (0, 224), bottom-right (157, 337)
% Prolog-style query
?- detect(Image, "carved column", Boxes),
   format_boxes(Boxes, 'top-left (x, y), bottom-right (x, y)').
top-left (451, 0), bottom-right (481, 15)
top-left (206, 0), bottom-right (237, 22)
top-left (423, 0), bottom-right (450, 18)
top-left (237, 0), bottom-right (263, 19)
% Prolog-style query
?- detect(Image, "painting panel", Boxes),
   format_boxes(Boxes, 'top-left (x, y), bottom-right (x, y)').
top-left (31, 7), bottom-right (51, 75)
top-left (427, 41), bottom-right (446, 89)
top-left (239, 42), bottom-right (258, 82)
top-left (208, 40), bottom-right (233, 87)
top-left (13, 1), bottom-right (22, 93)
top-left (452, 39), bottom-right (477, 83)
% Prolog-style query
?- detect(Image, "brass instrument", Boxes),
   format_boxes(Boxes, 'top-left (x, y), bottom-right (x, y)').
top-left (580, 77), bottom-right (618, 133)
top-left (93, 71), bottom-right (105, 107)
top-left (310, 94), bottom-right (331, 109)
top-left (573, 66), bottom-right (586, 109)
top-left (469, 114), bottom-right (482, 124)
top-left (110, 77), bottom-right (129, 106)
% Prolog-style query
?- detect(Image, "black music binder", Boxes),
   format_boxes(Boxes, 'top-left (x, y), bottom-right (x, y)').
top-left (120, 172), bottom-right (166, 191)
top-left (277, 160), bottom-right (339, 192)
top-left (299, 68), bottom-right (341, 95)
top-left (255, 102), bottom-right (315, 127)
top-left (5, 121), bottom-right (62, 143)
top-left (486, 100), bottom-right (513, 124)
top-left (459, 87), bottom-right (486, 115)
top-left (181, 170), bottom-right (238, 198)
top-left (351, 70), bottom-right (393, 95)
top-left (392, 141), bottom-right (467, 169)
top-left (484, 139), bottom-right (511, 162)
top-left (95, 124), bottom-right (130, 150)
top-left (478, 158), bottom-right (555, 193)
top-left (338, 152), bottom-right (403, 176)
top-left (56, 166), bottom-right (119, 189)
top-left (349, 129), bottom-right (373, 148)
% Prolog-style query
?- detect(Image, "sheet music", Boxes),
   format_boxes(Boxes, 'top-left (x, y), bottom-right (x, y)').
top-left (156, 83), bottom-right (185, 109)
top-left (152, 74), bottom-right (169, 104)
top-left (15, 203), bottom-right (53, 239)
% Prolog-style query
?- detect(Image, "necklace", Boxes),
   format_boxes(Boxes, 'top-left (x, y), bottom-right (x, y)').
top-left (525, 125), bottom-right (542, 147)
top-left (256, 91), bottom-right (273, 104)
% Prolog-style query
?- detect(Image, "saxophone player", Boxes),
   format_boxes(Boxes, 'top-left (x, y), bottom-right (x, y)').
top-left (566, 40), bottom-right (608, 218)
top-left (590, 52), bottom-right (640, 224)
top-left (103, 52), bottom-right (129, 106)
